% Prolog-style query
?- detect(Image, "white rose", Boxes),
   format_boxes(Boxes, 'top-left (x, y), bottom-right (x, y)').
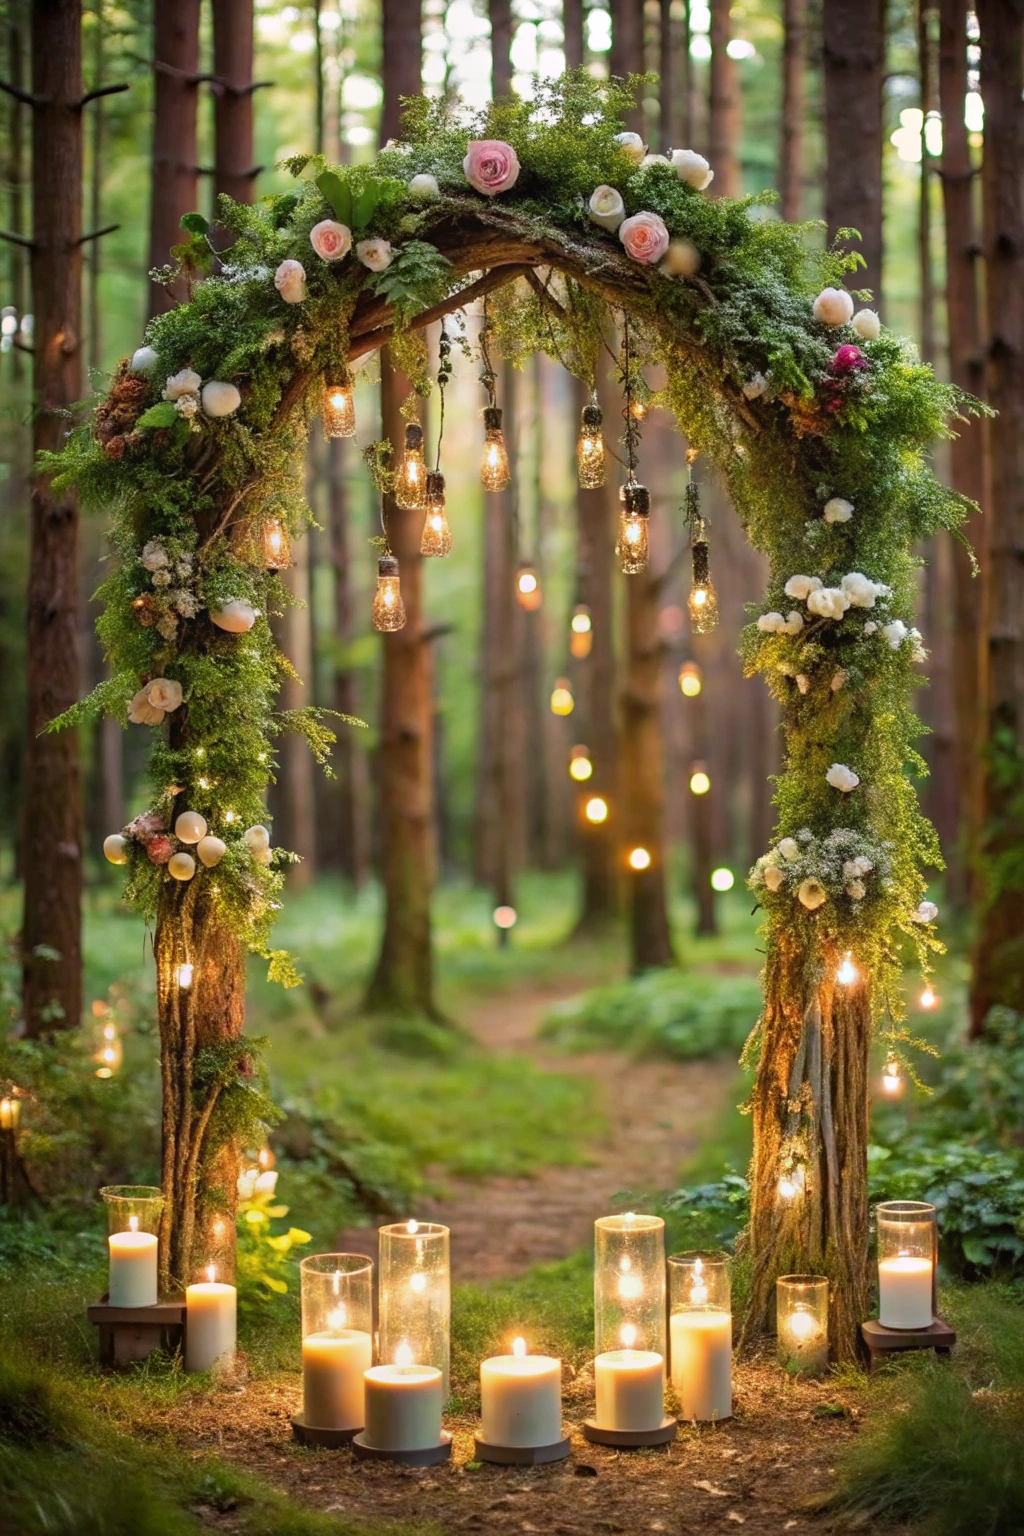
top-left (613, 131), bottom-right (646, 163)
top-left (743, 372), bottom-right (768, 400)
top-left (842, 571), bottom-right (891, 609)
top-left (764, 864), bottom-right (785, 891)
top-left (912, 900), bottom-right (939, 924)
top-left (141, 540), bottom-right (169, 572)
top-left (807, 586), bottom-right (851, 619)
top-left (588, 184), bottom-right (626, 233)
top-left (201, 381), bottom-right (241, 418)
top-left (408, 172), bottom-right (440, 202)
top-left (882, 619), bottom-right (908, 649)
top-left (757, 611), bottom-right (786, 633)
top-left (163, 368), bottom-right (202, 401)
top-left (846, 879), bottom-right (866, 900)
top-left (146, 677), bottom-right (183, 712)
top-left (130, 345), bottom-right (158, 373)
top-left (798, 878), bottom-right (827, 911)
top-left (796, 674), bottom-right (810, 694)
top-left (777, 838), bottom-right (800, 862)
top-left (784, 574), bottom-right (822, 601)
top-left (274, 259), bottom-right (307, 304)
top-left (852, 308), bottom-right (881, 341)
top-left (356, 238), bottom-right (393, 272)
top-left (826, 762), bottom-right (860, 792)
top-left (812, 287), bottom-right (854, 326)
top-left (661, 238), bottom-right (700, 276)
top-left (211, 599), bottom-right (258, 633)
top-left (670, 148), bottom-right (714, 190)
top-left (310, 219), bottom-right (352, 262)
top-left (823, 497), bottom-right (853, 524)
top-left (128, 687), bottom-right (164, 726)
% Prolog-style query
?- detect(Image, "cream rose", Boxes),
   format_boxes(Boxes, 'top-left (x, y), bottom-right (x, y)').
top-left (619, 210), bottom-right (670, 265)
top-left (356, 238), bottom-right (393, 272)
top-left (812, 287), bottom-right (855, 326)
top-left (852, 308), bottom-right (881, 340)
top-left (274, 259), bottom-right (307, 304)
top-left (146, 677), bottom-right (183, 713)
top-left (462, 139), bottom-right (520, 197)
top-left (588, 184), bottom-right (626, 233)
top-left (310, 219), bottom-right (352, 262)
top-left (613, 131), bottom-right (646, 163)
top-left (825, 762), bottom-right (860, 792)
top-left (670, 149), bottom-right (714, 191)
top-left (163, 368), bottom-right (202, 401)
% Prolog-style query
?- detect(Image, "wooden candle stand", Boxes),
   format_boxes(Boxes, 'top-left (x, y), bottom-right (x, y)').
top-left (861, 1317), bottom-right (957, 1370)
top-left (87, 1299), bottom-right (186, 1367)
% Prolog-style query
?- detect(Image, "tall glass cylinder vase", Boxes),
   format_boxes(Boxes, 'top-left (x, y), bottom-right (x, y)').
top-left (100, 1185), bottom-right (163, 1307)
top-left (590, 1213), bottom-right (669, 1439)
top-left (300, 1254), bottom-right (374, 1434)
top-left (776, 1274), bottom-right (829, 1376)
top-left (378, 1220), bottom-right (450, 1396)
top-left (876, 1201), bottom-right (936, 1329)
top-left (668, 1251), bottom-right (732, 1421)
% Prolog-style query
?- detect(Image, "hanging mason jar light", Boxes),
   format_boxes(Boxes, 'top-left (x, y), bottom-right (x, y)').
top-left (576, 398), bottom-right (605, 489)
top-left (396, 423), bottom-right (427, 510)
top-left (480, 405), bottom-right (511, 492)
top-left (515, 562), bottom-right (542, 611)
top-left (685, 479), bottom-right (718, 633)
top-left (372, 554), bottom-right (407, 632)
top-left (616, 482), bottom-right (650, 574)
top-left (420, 472), bottom-right (452, 558)
top-left (323, 375), bottom-right (356, 439)
top-left (262, 519), bottom-right (291, 572)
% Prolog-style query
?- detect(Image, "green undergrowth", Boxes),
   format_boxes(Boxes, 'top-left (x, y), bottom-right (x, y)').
top-left (542, 968), bottom-right (763, 1060)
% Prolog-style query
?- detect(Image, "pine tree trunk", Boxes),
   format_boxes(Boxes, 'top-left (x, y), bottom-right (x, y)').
top-left (379, 0), bottom-right (421, 145)
top-left (822, 0), bottom-right (886, 305)
top-left (490, 0), bottom-right (512, 97)
top-left (148, 0), bottom-right (200, 315)
top-left (277, 510), bottom-right (317, 888)
top-left (21, 0), bottom-right (83, 1039)
top-left (918, 1), bottom-right (936, 362)
top-left (610, 0), bottom-right (644, 133)
top-left (709, 0), bottom-right (741, 197)
top-left (938, 0), bottom-right (987, 915)
top-left (622, 566), bottom-right (674, 970)
top-left (564, 0), bottom-right (583, 68)
top-left (970, 0), bottom-right (1024, 1030)
top-left (212, 0), bottom-right (256, 207)
top-left (329, 438), bottom-right (370, 885)
top-left (659, 0), bottom-right (675, 151)
top-left (779, 0), bottom-right (806, 221)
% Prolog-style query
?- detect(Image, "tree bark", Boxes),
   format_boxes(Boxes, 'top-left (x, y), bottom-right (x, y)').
top-left (610, 0), bottom-right (644, 134)
top-left (938, 0), bottom-right (987, 915)
top-left (328, 437), bottom-right (370, 884)
top-left (21, 0), bottom-right (83, 1038)
top-left (212, 0), bottom-right (256, 207)
top-left (490, 0), bottom-right (512, 98)
top-left (148, 0), bottom-right (200, 315)
top-left (563, 0), bottom-right (584, 69)
top-left (822, 0), bottom-right (886, 305)
top-left (379, 0), bottom-right (421, 145)
top-left (621, 565), bottom-right (674, 970)
top-left (970, 0), bottom-right (1024, 1030)
top-left (277, 502), bottom-right (317, 889)
top-left (709, 0), bottom-right (741, 197)
top-left (779, 0), bottom-right (806, 221)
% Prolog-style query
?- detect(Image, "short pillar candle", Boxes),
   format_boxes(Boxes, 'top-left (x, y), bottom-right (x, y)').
top-left (101, 1186), bottom-right (163, 1308)
top-left (589, 1213), bottom-right (670, 1438)
top-left (776, 1274), bottom-right (829, 1376)
top-left (668, 1251), bottom-right (733, 1422)
top-left (480, 1337), bottom-right (563, 1448)
top-left (378, 1220), bottom-right (450, 1397)
top-left (299, 1254), bottom-right (374, 1434)
top-left (876, 1201), bottom-right (936, 1330)
top-left (363, 1345), bottom-right (444, 1452)
top-left (185, 1265), bottom-right (237, 1373)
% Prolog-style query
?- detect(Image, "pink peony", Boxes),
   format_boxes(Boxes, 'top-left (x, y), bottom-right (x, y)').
top-left (619, 211), bottom-right (670, 265)
top-left (462, 139), bottom-right (520, 197)
top-left (309, 219), bottom-right (352, 262)
top-left (831, 344), bottom-right (867, 374)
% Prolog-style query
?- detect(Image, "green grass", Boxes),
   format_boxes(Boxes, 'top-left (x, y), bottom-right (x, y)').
top-left (542, 968), bottom-right (763, 1060)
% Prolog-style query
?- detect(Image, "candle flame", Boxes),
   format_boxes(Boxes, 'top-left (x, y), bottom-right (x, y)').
top-left (512, 1336), bottom-right (527, 1358)
top-left (623, 1211), bottom-right (636, 1226)
top-left (206, 1264), bottom-right (216, 1283)
top-left (406, 1218), bottom-right (419, 1235)
top-left (129, 1215), bottom-right (139, 1233)
top-left (693, 1256), bottom-right (703, 1277)
top-left (788, 1309), bottom-right (814, 1341)
top-left (328, 1305), bottom-right (346, 1332)
top-left (410, 1272), bottom-right (426, 1293)
top-left (395, 1341), bottom-right (413, 1367)
top-left (620, 1323), bottom-right (637, 1348)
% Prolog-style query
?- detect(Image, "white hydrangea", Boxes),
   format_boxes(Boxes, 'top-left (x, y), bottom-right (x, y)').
top-left (784, 574), bottom-right (822, 601)
top-left (882, 619), bottom-right (908, 649)
top-left (826, 762), bottom-right (860, 792)
top-left (841, 571), bottom-right (891, 609)
top-left (807, 586), bottom-right (851, 620)
top-left (823, 497), bottom-right (854, 524)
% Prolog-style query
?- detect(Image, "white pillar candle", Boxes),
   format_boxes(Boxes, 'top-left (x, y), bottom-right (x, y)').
top-left (670, 1310), bottom-right (732, 1422)
top-left (185, 1268), bottom-right (237, 1372)
top-left (108, 1218), bottom-right (158, 1307)
top-left (594, 1349), bottom-right (665, 1432)
top-left (480, 1339), bottom-right (562, 1447)
top-left (878, 1255), bottom-right (933, 1329)
top-left (302, 1329), bottom-right (373, 1430)
top-left (363, 1358), bottom-right (443, 1452)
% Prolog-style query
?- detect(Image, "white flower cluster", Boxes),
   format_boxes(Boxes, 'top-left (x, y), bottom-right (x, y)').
top-left (825, 762), bottom-right (860, 793)
top-left (760, 570), bottom-right (893, 635)
top-left (128, 676), bottom-right (183, 726)
top-left (163, 368), bottom-right (241, 422)
top-left (750, 827), bottom-right (888, 909)
top-left (138, 539), bottom-right (199, 639)
top-left (757, 609), bottom-right (803, 636)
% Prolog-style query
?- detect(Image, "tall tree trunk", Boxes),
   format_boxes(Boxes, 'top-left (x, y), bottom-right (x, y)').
top-left (564, 0), bottom-right (583, 69)
top-left (709, 0), bottom-right (741, 196)
top-left (379, 0), bottom-right (420, 145)
top-left (329, 437), bottom-right (370, 885)
top-left (148, 0), bottom-right (200, 315)
top-left (212, 0), bottom-right (256, 208)
top-left (21, 0), bottom-right (83, 1038)
top-left (277, 511), bottom-right (317, 889)
top-left (779, 0), bottom-right (806, 221)
top-left (970, 0), bottom-right (1024, 1030)
top-left (622, 564), bottom-right (674, 971)
top-left (822, 0), bottom-right (885, 305)
top-left (938, 0), bottom-right (986, 914)
top-left (610, 0), bottom-right (644, 133)
top-left (689, 647), bottom-right (717, 936)
top-left (659, 0), bottom-right (675, 151)
top-left (919, 2), bottom-right (936, 362)
top-left (490, 0), bottom-right (512, 97)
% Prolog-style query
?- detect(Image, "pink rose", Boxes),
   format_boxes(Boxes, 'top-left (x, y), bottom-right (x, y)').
top-left (619, 211), bottom-right (670, 266)
top-left (462, 139), bottom-right (520, 197)
top-left (145, 834), bottom-right (174, 866)
top-left (831, 344), bottom-right (867, 375)
top-left (309, 219), bottom-right (352, 263)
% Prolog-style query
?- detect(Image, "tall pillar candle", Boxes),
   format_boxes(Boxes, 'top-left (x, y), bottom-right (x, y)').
top-left (876, 1201), bottom-right (936, 1330)
top-left (185, 1267), bottom-right (237, 1372)
top-left (108, 1219), bottom-right (158, 1307)
top-left (480, 1339), bottom-right (562, 1447)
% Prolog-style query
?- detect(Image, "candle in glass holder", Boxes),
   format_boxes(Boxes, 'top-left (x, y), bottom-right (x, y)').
top-left (776, 1274), bottom-right (828, 1376)
top-left (668, 1252), bottom-right (732, 1422)
top-left (185, 1265), bottom-right (237, 1372)
top-left (586, 1213), bottom-right (672, 1442)
top-left (378, 1220), bottom-right (450, 1397)
top-left (876, 1201), bottom-right (936, 1329)
top-left (479, 1336), bottom-right (562, 1448)
top-left (300, 1254), bottom-right (374, 1432)
top-left (594, 1325), bottom-right (665, 1432)
top-left (363, 1343), bottom-right (444, 1452)
top-left (101, 1185), bottom-right (163, 1307)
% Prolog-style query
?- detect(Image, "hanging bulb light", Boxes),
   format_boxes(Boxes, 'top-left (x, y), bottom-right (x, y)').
top-left (396, 423), bottom-right (427, 509)
top-left (569, 744), bottom-right (593, 782)
top-left (686, 482), bottom-right (719, 633)
top-left (616, 482), bottom-right (650, 574)
top-left (678, 660), bottom-right (702, 697)
top-left (550, 677), bottom-right (574, 716)
top-left (372, 554), bottom-right (407, 632)
top-left (882, 1060), bottom-right (902, 1094)
top-left (920, 983), bottom-right (937, 1009)
top-left (576, 399), bottom-right (605, 489)
top-left (420, 471), bottom-right (452, 558)
top-left (570, 603), bottom-right (593, 658)
top-left (480, 405), bottom-right (511, 492)
top-left (262, 519), bottom-right (291, 572)
top-left (323, 375), bottom-right (356, 439)
top-left (837, 951), bottom-right (858, 986)
top-left (516, 562), bottom-right (542, 612)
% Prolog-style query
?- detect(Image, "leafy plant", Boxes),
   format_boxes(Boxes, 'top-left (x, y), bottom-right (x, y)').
top-left (542, 969), bottom-right (762, 1060)
top-left (869, 1141), bottom-right (1024, 1275)
top-left (235, 1176), bottom-right (310, 1317)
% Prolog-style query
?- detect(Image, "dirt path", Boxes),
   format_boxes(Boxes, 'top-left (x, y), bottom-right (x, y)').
top-left (340, 980), bottom-right (740, 1282)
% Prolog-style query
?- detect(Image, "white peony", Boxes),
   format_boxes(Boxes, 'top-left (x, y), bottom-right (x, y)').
top-left (913, 900), bottom-right (939, 924)
top-left (613, 131), bottom-right (646, 162)
top-left (846, 879), bottom-right (866, 900)
top-left (661, 238), bottom-right (701, 276)
top-left (408, 172), bottom-right (440, 202)
top-left (777, 838), bottom-right (800, 862)
top-left (639, 153), bottom-right (669, 168)
top-left (670, 148), bottom-right (714, 190)
top-left (807, 586), bottom-right (851, 619)
top-left (163, 368), bottom-right (202, 401)
top-left (882, 619), bottom-right (908, 649)
top-left (588, 184), bottom-right (626, 233)
top-left (128, 687), bottom-right (164, 726)
top-left (130, 345), bottom-right (158, 373)
top-left (826, 762), bottom-right (860, 792)
top-left (784, 574), bottom-right (822, 601)
top-left (201, 381), bottom-right (241, 417)
top-left (823, 497), bottom-right (854, 524)
top-left (798, 878), bottom-right (827, 910)
top-left (356, 237), bottom-right (393, 272)
top-left (852, 308), bottom-right (881, 341)
top-left (274, 259), bottom-right (307, 304)
top-left (743, 372), bottom-right (768, 400)
top-left (812, 287), bottom-right (855, 326)
top-left (764, 863), bottom-right (785, 891)
top-left (842, 571), bottom-right (891, 609)
top-left (141, 540), bottom-right (168, 572)
top-left (146, 677), bottom-right (183, 713)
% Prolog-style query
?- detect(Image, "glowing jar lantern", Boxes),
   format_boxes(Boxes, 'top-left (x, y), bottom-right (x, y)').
top-left (101, 1185), bottom-right (163, 1307)
top-left (323, 376), bottom-right (356, 439)
top-left (0, 1093), bottom-right (21, 1131)
top-left (876, 1201), bottom-right (936, 1330)
top-left (776, 1274), bottom-right (829, 1375)
top-left (262, 519), bottom-right (291, 572)
top-left (616, 482), bottom-right (650, 574)
top-left (668, 1251), bottom-right (732, 1422)
top-left (688, 522), bottom-right (719, 633)
top-left (378, 1219), bottom-right (450, 1397)
top-left (298, 1254), bottom-right (374, 1437)
top-left (570, 603), bottom-right (593, 658)
top-left (372, 555), bottom-right (407, 633)
top-left (628, 846), bottom-right (652, 871)
top-left (882, 1060), bottom-right (902, 1094)
top-left (587, 1213), bottom-right (671, 1443)
top-left (678, 660), bottom-right (702, 697)
top-left (516, 563), bottom-right (542, 611)
top-left (420, 472), bottom-right (452, 558)
top-left (480, 405), bottom-right (511, 491)
top-left (569, 745), bottom-right (593, 782)
top-left (550, 677), bottom-right (574, 716)
top-left (396, 423), bottom-right (427, 509)
top-left (576, 401), bottom-right (606, 489)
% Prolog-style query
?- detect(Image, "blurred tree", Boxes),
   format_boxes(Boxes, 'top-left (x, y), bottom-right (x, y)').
top-left (610, 0), bottom-right (644, 134)
top-left (563, 0), bottom-right (583, 68)
top-left (148, 0), bottom-right (200, 314)
top-left (212, 0), bottom-right (258, 208)
top-left (709, 0), bottom-right (741, 196)
top-left (970, 0), bottom-right (1024, 1033)
top-left (822, 0), bottom-right (885, 304)
top-left (779, 0), bottom-right (806, 220)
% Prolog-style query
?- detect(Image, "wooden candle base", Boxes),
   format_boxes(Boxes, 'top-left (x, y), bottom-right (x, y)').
top-left (291, 1416), bottom-right (360, 1448)
top-left (582, 1417), bottom-right (677, 1448)
top-left (351, 1431), bottom-right (452, 1466)
top-left (87, 1300), bottom-right (185, 1367)
top-left (861, 1317), bottom-right (956, 1370)
top-left (474, 1433), bottom-right (572, 1465)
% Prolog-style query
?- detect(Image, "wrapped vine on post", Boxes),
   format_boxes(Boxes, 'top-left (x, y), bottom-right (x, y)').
top-left (51, 74), bottom-right (976, 1346)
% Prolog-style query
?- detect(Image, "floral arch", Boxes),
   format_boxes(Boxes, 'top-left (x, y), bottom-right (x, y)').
top-left (53, 77), bottom-right (972, 1359)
